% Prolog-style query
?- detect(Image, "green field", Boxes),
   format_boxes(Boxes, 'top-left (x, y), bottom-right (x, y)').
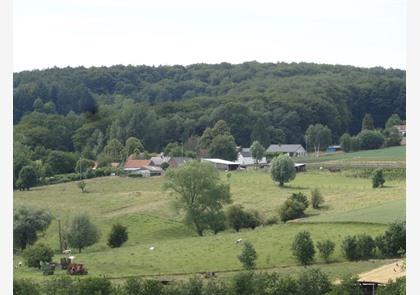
top-left (299, 146), bottom-right (406, 165)
top-left (13, 167), bottom-right (405, 282)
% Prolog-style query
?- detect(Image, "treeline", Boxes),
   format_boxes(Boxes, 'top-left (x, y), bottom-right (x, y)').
top-left (14, 269), bottom-right (405, 295)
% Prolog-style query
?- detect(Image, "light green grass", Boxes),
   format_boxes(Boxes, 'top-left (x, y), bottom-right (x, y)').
top-left (299, 199), bottom-right (406, 224)
top-left (300, 146), bottom-right (406, 164)
top-left (13, 170), bottom-right (405, 282)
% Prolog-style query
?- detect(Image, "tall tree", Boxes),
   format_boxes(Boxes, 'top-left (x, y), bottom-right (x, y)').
top-left (250, 119), bottom-right (270, 148)
top-left (208, 134), bottom-right (237, 161)
top-left (163, 161), bottom-right (231, 236)
top-left (66, 213), bottom-right (100, 253)
top-left (270, 155), bottom-right (296, 187)
top-left (361, 113), bottom-right (375, 130)
top-left (305, 124), bottom-right (332, 157)
top-left (250, 140), bottom-right (264, 167)
top-left (385, 114), bottom-right (402, 129)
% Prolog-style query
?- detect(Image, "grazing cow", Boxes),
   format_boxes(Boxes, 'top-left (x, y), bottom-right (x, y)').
top-left (236, 238), bottom-right (243, 244)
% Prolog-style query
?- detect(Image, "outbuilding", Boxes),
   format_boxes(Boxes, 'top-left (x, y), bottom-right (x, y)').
top-left (201, 158), bottom-right (240, 171)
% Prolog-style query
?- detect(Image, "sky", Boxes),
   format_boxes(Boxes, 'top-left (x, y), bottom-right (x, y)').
top-left (13, 0), bottom-right (406, 72)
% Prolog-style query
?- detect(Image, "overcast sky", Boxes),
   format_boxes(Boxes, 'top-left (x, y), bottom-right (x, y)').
top-left (13, 0), bottom-right (406, 72)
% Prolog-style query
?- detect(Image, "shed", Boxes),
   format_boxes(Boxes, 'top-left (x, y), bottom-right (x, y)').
top-left (168, 157), bottom-right (192, 168)
top-left (236, 147), bottom-right (267, 167)
top-left (326, 145), bottom-right (342, 152)
top-left (294, 163), bottom-right (306, 172)
top-left (201, 158), bottom-right (240, 171)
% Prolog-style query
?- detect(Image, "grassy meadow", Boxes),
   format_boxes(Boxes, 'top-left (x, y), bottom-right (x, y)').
top-left (13, 149), bottom-right (405, 282)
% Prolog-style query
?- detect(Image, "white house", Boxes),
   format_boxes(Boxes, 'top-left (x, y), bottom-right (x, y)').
top-left (266, 144), bottom-right (306, 157)
top-left (236, 148), bottom-right (267, 167)
top-left (201, 158), bottom-right (240, 171)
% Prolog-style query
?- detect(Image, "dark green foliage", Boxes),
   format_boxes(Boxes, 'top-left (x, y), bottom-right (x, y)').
top-left (13, 207), bottom-right (52, 250)
top-left (270, 155), bottom-right (296, 186)
top-left (372, 169), bottom-right (385, 188)
top-left (384, 127), bottom-right (402, 147)
top-left (376, 221), bottom-right (406, 257)
top-left (226, 205), bottom-right (262, 231)
top-left (66, 213), bottom-right (100, 253)
top-left (75, 158), bottom-right (95, 174)
top-left (316, 239), bottom-right (335, 263)
top-left (108, 223), bottom-right (128, 248)
top-left (305, 124), bottom-right (332, 155)
top-left (180, 277), bottom-right (203, 295)
top-left (238, 241), bottom-right (257, 270)
top-left (250, 119), bottom-right (270, 148)
top-left (297, 268), bottom-right (331, 295)
top-left (13, 279), bottom-right (41, 295)
top-left (45, 151), bottom-right (78, 175)
top-left (310, 188), bottom-right (324, 209)
top-left (125, 137), bottom-right (144, 156)
top-left (77, 277), bottom-right (113, 295)
top-left (123, 278), bottom-right (143, 295)
top-left (208, 134), bottom-right (237, 161)
top-left (22, 243), bottom-right (54, 268)
top-left (342, 234), bottom-right (376, 261)
top-left (350, 136), bottom-right (361, 151)
top-left (291, 231), bottom-right (315, 266)
top-left (340, 133), bottom-right (352, 152)
top-left (103, 139), bottom-right (125, 162)
top-left (385, 114), bottom-right (402, 129)
top-left (232, 271), bottom-right (255, 295)
top-left (376, 276), bottom-right (405, 295)
top-left (279, 193), bottom-right (309, 222)
top-left (18, 165), bottom-right (37, 190)
top-left (362, 113), bottom-right (375, 130)
top-left (357, 130), bottom-right (385, 150)
top-left (328, 275), bottom-right (363, 295)
top-left (163, 161), bottom-right (231, 236)
top-left (43, 276), bottom-right (74, 295)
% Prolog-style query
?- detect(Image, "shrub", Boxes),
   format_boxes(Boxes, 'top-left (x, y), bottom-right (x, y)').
top-left (76, 277), bottom-right (113, 295)
top-left (161, 162), bottom-right (170, 170)
top-left (340, 133), bottom-right (352, 153)
top-left (350, 136), bottom-right (361, 151)
top-left (268, 275), bottom-right (299, 295)
top-left (43, 276), bottom-right (74, 295)
top-left (376, 276), bottom-right (405, 295)
top-left (141, 280), bottom-right (164, 295)
top-left (316, 239), bottom-right (335, 263)
top-left (356, 234), bottom-right (376, 260)
top-left (291, 231), bottom-right (315, 266)
top-left (372, 169), bottom-right (385, 188)
top-left (279, 193), bottom-right (309, 222)
top-left (357, 130), bottom-right (385, 150)
top-left (180, 277), bottom-right (203, 295)
top-left (22, 243), bottom-right (54, 268)
top-left (270, 155), bottom-right (296, 186)
top-left (264, 215), bottom-right (279, 226)
top-left (226, 205), bottom-right (262, 231)
top-left (376, 221), bottom-right (406, 257)
top-left (108, 223), bottom-right (128, 248)
top-left (297, 268), bottom-right (331, 295)
top-left (310, 188), bottom-right (324, 209)
top-left (77, 180), bottom-right (87, 193)
top-left (342, 236), bottom-right (359, 261)
top-left (238, 241), bottom-right (257, 270)
top-left (328, 275), bottom-right (363, 295)
top-left (232, 271), bottom-right (255, 295)
top-left (18, 166), bottom-right (38, 190)
top-left (13, 279), bottom-right (41, 295)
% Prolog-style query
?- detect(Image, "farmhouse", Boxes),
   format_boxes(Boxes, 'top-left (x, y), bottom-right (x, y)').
top-left (236, 147), bottom-right (267, 167)
top-left (393, 124), bottom-right (406, 136)
top-left (123, 159), bottom-right (158, 176)
top-left (168, 157), bottom-right (193, 168)
top-left (201, 158), bottom-right (240, 171)
top-left (266, 144), bottom-right (307, 157)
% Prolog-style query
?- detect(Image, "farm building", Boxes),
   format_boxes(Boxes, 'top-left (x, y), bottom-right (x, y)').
top-left (326, 145), bottom-right (342, 152)
top-left (236, 147), bottom-right (267, 167)
top-left (393, 124), bottom-right (406, 136)
top-left (294, 163), bottom-right (306, 172)
top-left (150, 155), bottom-right (171, 166)
top-left (266, 144), bottom-right (307, 157)
top-left (201, 158), bottom-right (240, 171)
top-left (168, 157), bottom-right (193, 168)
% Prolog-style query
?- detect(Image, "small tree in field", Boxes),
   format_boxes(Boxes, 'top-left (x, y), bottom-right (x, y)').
top-left (238, 241), bottom-right (257, 270)
top-left (292, 231), bottom-right (315, 266)
top-left (250, 141), bottom-right (265, 168)
top-left (108, 223), bottom-right (128, 248)
top-left (279, 192), bottom-right (309, 222)
top-left (18, 166), bottom-right (38, 190)
top-left (270, 155), bottom-right (296, 187)
top-left (316, 240), bottom-right (335, 263)
top-left (67, 213), bottom-right (100, 253)
top-left (311, 188), bottom-right (324, 209)
top-left (77, 180), bottom-right (87, 193)
top-left (22, 243), bottom-right (54, 268)
top-left (372, 169), bottom-right (385, 188)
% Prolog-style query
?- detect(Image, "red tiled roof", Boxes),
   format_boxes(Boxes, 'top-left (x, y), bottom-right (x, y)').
top-left (124, 159), bottom-right (151, 169)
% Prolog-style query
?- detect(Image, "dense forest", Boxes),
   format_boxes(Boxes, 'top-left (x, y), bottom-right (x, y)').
top-left (13, 62), bottom-right (405, 182)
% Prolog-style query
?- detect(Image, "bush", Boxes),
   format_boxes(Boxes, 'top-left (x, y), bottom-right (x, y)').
top-left (226, 205), bottom-right (262, 231)
top-left (357, 130), bottom-right (385, 150)
top-left (328, 275), bottom-right (363, 295)
top-left (180, 277), bottom-right (203, 295)
top-left (270, 155), bottom-right (296, 186)
top-left (291, 231), bottom-right (315, 266)
top-left (340, 133), bottom-right (352, 153)
top-left (232, 271), bottom-right (255, 295)
top-left (108, 223), bottom-right (128, 248)
top-left (279, 193), bottom-right (309, 222)
top-left (372, 169), bottom-right (385, 188)
top-left (22, 243), bottom-right (54, 268)
top-left (43, 276), bottom-right (74, 295)
top-left (238, 241), bottom-right (257, 270)
top-left (311, 188), bottom-right (324, 209)
top-left (350, 136), bottom-right (361, 151)
top-left (13, 279), bottom-right (41, 295)
top-left (18, 166), bottom-right (38, 190)
top-left (316, 239), bottom-right (335, 263)
top-left (376, 221), bottom-right (406, 257)
top-left (76, 277), bottom-right (113, 295)
top-left (297, 268), bottom-right (331, 295)
top-left (376, 276), bottom-right (405, 295)
top-left (342, 234), bottom-right (376, 261)
top-left (264, 215), bottom-right (279, 226)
